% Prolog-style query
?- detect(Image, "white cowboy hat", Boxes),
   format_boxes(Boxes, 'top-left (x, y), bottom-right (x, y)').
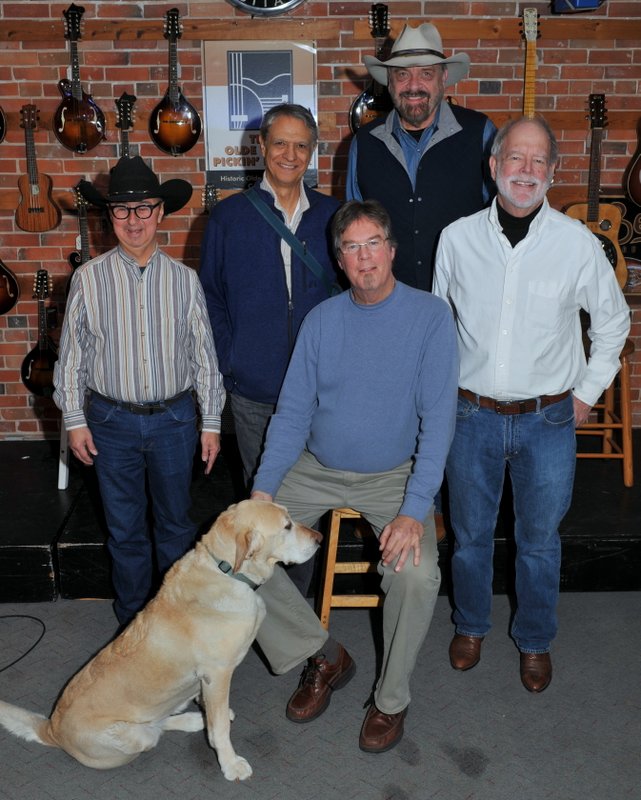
top-left (364, 23), bottom-right (471, 87)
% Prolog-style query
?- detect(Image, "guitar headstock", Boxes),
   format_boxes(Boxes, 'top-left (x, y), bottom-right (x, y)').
top-left (63, 3), bottom-right (85, 42)
top-left (521, 8), bottom-right (539, 43)
top-left (74, 183), bottom-right (88, 209)
top-left (20, 104), bottom-right (39, 130)
top-left (202, 184), bottom-right (220, 213)
top-left (589, 93), bottom-right (607, 130)
top-left (369, 4), bottom-right (390, 39)
top-left (33, 270), bottom-right (52, 301)
top-left (164, 8), bottom-right (182, 42)
top-left (115, 92), bottom-right (137, 131)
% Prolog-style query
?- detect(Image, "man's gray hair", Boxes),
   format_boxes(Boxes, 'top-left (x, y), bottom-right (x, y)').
top-left (332, 200), bottom-right (398, 257)
top-left (491, 116), bottom-right (559, 165)
top-left (259, 104), bottom-right (318, 149)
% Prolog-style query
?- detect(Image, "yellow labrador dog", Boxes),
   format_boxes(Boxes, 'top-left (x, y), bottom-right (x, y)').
top-left (0, 499), bottom-right (321, 781)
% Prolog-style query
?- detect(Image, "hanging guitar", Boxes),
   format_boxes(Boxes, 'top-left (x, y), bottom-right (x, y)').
top-left (21, 270), bottom-right (58, 398)
top-left (521, 8), bottom-right (540, 119)
top-left (149, 8), bottom-right (202, 156)
top-left (0, 258), bottom-right (20, 316)
top-left (115, 91), bottom-right (136, 159)
top-left (623, 116), bottom-right (641, 208)
top-left (68, 185), bottom-right (92, 271)
top-left (349, 4), bottom-right (393, 134)
top-left (15, 105), bottom-right (62, 233)
top-left (54, 3), bottom-right (106, 153)
top-left (565, 95), bottom-right (627, 289)
top-left (0, 105), bottom-right (6, 143)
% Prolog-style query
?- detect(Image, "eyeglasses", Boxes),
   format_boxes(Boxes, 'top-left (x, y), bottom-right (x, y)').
top-left (339, 237), bottom-right (388, 256)
top-left (108, 201), bottom-right (163, 220)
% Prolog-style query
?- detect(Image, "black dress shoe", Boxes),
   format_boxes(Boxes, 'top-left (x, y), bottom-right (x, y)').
top-left (520, 652), bottom-right (552, 693)
top-left (286, 644), bottom-right (355, 723)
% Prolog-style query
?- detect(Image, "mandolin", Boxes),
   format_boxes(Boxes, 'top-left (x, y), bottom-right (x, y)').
top-left (115, 91), bottom-right (136, 159)
top-left (623, 116), bottom-right (641, 208)
top-left (349, 4), bottom-right (393, 134)
top-left (149, 8), bottom-right (202, 156)
top-left (15, 105), bottom-right (62, 233)
top-left (21, 270), bottom-right (58, 398)
top-left (565, 94), bottom-right (627, 289)
top-left (68, 185), bottom-right (92, 271)
top-left (521, 8), bottom-right (540, 119)
top-left (0, 258), bottom-right (20, 316)
top-left (54, 3), bottom-right (106, 153)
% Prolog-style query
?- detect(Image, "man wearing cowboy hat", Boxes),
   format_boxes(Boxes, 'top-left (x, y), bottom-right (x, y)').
top-left (346, 22), bottom-right (496, 292)
top-left (54, 156), bottom-right (225, 627)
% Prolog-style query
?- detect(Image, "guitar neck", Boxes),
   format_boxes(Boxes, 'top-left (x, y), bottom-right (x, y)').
top-left (79, 208), bottom-right (91, 263)
top-left (24, 126), bottom-right (39, 187)
top-left (168, 41), bottom-right (179, 104)
top-left (120, 128), bottom-right (131, 159)
top-left (523, 38), bottom-right (537, 119)
top-left (587, 127), bottom-right (603, 223)
top-left (69, 40), bottom-right (83, 101)
top-left (37, 298), bottom-right (48, 350)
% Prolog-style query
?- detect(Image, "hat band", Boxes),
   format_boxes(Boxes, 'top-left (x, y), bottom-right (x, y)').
top-left (388, 48), bottom-right (446, 60)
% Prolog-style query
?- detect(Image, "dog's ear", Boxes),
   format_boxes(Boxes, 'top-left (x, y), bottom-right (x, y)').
top-left (233, 529), bottom-right (265, 573)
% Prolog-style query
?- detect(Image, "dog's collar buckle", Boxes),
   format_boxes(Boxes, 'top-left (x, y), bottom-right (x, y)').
top-left (215, 558), bottom-right (260, 591)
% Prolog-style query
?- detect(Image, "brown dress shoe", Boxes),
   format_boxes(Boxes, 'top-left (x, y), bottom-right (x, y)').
top-left (520, 652), bottom-right (552, 693)
top-left (449, 634), bottom-right (484, 670)
top-left (286, 644), bottom-right (355, 723)
top-left (359, 704), bottom-right (408, 753)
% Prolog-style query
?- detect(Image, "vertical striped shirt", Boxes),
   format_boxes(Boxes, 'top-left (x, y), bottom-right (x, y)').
top-left (53, 246), bottom-right (225, 432)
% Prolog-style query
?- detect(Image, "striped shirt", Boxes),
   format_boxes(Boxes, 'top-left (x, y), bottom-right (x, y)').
top-left (53, 246), bottom-right (225, 432)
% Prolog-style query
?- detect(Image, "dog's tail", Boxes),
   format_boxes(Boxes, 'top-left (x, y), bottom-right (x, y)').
top-left (0, 700), bottom-right (58, 748)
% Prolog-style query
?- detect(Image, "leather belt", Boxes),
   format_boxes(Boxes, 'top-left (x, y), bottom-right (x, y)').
top-left (458, 388), bottom-right (571, 415)
top-left (91, 390), bottom-right (189, 416)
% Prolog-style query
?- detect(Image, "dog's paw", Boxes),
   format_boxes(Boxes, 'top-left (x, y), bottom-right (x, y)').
top-left (222, 755), bottom-right (252, 781)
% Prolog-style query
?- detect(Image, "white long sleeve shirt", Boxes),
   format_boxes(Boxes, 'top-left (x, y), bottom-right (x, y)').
top-left (433, 198), bottom-right (630, 407)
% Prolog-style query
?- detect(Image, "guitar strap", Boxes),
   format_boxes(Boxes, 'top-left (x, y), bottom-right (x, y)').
top-left (244, 187), bottom-right (342, 297)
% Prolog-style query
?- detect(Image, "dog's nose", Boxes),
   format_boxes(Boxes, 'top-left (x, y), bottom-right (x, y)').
top-left (309, 528), bottom-right (323, 544)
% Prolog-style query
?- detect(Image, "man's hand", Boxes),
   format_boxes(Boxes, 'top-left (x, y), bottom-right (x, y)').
top-left (68, 426), bottom-right (98, 466)
top-left (573, 395), bottom-right (592, 427)
top-left (201, 432), bottom-right (221, 475)
top-left (250, 490), bottom-right (273, 503)
top-left (379, 514), bottom-right (424, 572)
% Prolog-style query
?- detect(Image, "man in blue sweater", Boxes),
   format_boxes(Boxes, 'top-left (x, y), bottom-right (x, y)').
top-left (250, 200), bottom-right (458, 753)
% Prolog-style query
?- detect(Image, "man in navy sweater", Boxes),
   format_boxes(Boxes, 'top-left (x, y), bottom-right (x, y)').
top-left (250, 200), bottom-right (458, 753)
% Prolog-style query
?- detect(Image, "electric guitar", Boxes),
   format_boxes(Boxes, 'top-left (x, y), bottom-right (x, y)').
top-left (521, 8), bottom-right (539, 119)
top-left (15, 105), bottom-right (62, 233)
top-left (0, 258), bottom-right (20, 316)
top-left (115, 91), bottom-right (136, 159)
top-left (68, 185), bottom-right (91, 271)
top-left (565, 94), bottom-right (627, 288)
top-left (54, 3), bottom-right (106, 153)
top-left (21, 270), bottom-right (58, 398)
top-left (149, 8), bottom-right (202, 156)
top-left (349, 4), bottom-right (393, 134)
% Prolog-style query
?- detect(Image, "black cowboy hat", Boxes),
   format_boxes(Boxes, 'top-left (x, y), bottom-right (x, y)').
top-left (79, 156), bottom-right (192, 215)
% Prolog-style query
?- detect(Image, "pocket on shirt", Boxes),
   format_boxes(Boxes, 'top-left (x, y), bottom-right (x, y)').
top-left (525, 281), bottom-right (567, 331)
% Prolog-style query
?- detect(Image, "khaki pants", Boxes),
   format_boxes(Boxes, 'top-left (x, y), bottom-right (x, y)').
top-left (255, 450), bottom-right (441, 714)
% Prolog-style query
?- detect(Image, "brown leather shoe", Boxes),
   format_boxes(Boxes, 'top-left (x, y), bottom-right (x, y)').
top-left (520, 652), bottom-right (552, 693)
top-left (359, 704), bottom-right (408, 753)
top-left (449, 633), bottom-right (484, 670)
top-left (285, 645), bottom-right (355, 723)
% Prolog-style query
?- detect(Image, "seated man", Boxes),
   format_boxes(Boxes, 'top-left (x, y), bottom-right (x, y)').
top-left (250, 200), bottom-right (458, 753)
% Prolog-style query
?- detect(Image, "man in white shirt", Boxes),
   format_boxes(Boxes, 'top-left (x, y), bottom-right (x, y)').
top-left (433, 116), bottom-right (630, 692)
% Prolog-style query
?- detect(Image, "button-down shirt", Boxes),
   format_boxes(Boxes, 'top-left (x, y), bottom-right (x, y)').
top-left (433, 199), bottom-right (630, 407)
top-left (54, 246), bottom-right (225, 431)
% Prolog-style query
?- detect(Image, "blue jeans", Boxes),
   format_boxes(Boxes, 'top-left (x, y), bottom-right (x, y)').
top-left (87, 392), bottom-right (199, 625)
top-left (446, 394), bottom-right (576, 653)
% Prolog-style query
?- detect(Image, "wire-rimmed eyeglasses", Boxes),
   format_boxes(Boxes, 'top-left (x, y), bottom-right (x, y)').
top-left (339, 237), bottom-right (388, 256)
top-left (108, 201), bottom-right (163, 220)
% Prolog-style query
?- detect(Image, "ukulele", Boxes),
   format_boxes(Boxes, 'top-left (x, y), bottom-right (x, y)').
top-left (565, 95), bottom-right (627, 288)
top-left (149, 8), bottom-right (202, 156)
top-left (521, 8), bottom-right (539, 119)
top-left (0, 258), bottom-right (20, 316)
top-left (15, 105), bottom-right (62, 233)
top-left (349, 4), bottom-right (393, 134)
top-left (21, 270), bottom-right (58, 398)
top-left (68, 185), bottom-right (91, 271)
top-left (54, 3), bottom-right (106, 153)
top-left (115, 91), bottom-right (136, 159)
top-left (623, 116), bottom-right (641, 208)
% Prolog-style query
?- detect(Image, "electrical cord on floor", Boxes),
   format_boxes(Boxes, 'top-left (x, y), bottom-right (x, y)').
top-left (0, 615), bottom-right (46, 673)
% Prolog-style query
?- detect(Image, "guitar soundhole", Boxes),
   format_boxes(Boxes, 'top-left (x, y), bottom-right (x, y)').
top-left (596, 234), bottom-right (617, 269)
top-left (598, 218), bottom-right (612, 232)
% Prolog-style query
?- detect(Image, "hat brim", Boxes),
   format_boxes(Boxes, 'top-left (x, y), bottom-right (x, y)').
top-left (364, 53), bottom-right (470, 88)
top-left (79, 178), bottom-right (192, 215)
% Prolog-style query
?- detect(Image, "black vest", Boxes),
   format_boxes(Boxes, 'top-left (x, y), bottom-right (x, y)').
top-left (354, 105), bottom-right (491, 291)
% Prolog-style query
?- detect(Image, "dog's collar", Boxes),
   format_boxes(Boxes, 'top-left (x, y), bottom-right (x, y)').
top-left (214, 558), bottom-right (260, 591)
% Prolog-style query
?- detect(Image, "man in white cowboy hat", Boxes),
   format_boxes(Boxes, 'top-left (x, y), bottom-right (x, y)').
top-left (54, 156), bottom-right (225, 627)
top-left (347, 21), bottom-right (496, 292)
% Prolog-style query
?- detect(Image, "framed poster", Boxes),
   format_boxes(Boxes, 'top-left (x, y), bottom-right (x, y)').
top-left (203, 40), bottom-right (317, 190)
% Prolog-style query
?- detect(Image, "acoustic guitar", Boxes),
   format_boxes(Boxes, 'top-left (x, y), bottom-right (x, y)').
top-left (115, 91), bottom-right (136, 159)
top-left (521, 8), bottom-right (539, 119)
top-left (68, 185), bottom-right (91, 271)
top-left (623, 116), bottom-right (641, 208)
top-left (21, 270), bottom-right (58, 398)
top-left (15, 105), bottom-right (62, 233)
top-left (149, 8), bottom-right (202, 156)
top-left (565, 95), bottom-right (627, 288)
top-left (0, 258), bottom-right (20, 316)
top-left (349, 4), bottom-right (393, 134)
top-left (54, 3), bottom-right (106, 153)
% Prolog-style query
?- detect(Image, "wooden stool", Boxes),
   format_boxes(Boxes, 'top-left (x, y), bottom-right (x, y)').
top-left (316, 507), bottom-right (382, 629)
top-left (576, 337), bottom-right (634, 487)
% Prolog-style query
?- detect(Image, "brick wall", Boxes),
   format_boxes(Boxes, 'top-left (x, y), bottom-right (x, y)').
top-left (0, 1), bottom-right (640, 437)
